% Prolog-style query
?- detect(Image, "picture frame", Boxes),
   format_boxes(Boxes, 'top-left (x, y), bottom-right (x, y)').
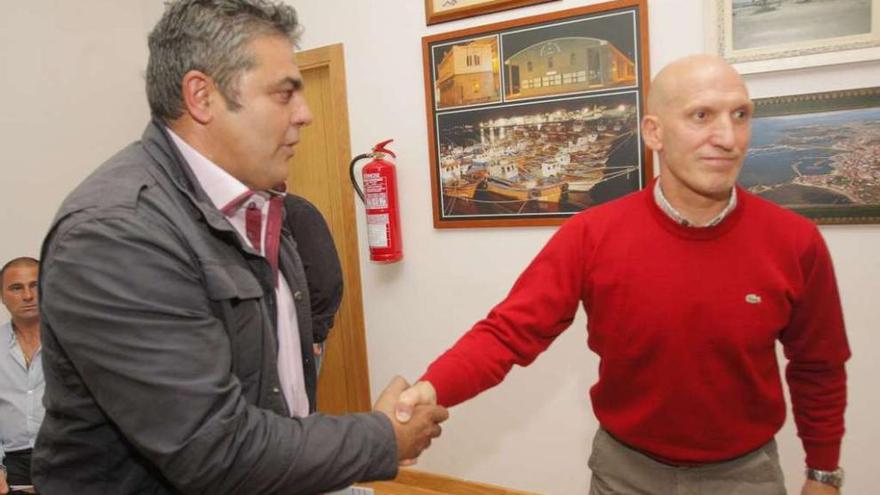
top-left (425, 0), bottom-right (561, 26)
top-left (739, 86), bottom-right (880, 224)
top-left (422, 0), bottom-right (652, 228)
top-left (705, 0), bottom-right (880, 74)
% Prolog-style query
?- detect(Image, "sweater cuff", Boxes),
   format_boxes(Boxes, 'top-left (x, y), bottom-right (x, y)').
top-left (419, 373), bottom-right (453, 408)
top-left (804, 440), bottom-right (841, 471)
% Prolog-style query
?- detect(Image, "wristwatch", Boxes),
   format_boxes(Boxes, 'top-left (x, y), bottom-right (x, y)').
top-left (806, 467), bottom-right (844, 488)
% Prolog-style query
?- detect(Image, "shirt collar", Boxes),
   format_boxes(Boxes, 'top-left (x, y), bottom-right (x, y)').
top-left (166, 127), bottom-right (251, 213)
top-left (653, 178), bottom-right (737, 228)
top-left (2, 321), bottom-right (15, 348)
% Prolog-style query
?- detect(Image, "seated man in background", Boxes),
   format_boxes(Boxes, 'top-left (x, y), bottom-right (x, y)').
top-left (1, 257), bottom-right (42, 493)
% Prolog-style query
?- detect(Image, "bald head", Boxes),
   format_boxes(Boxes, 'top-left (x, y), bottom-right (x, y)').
top-left (640, 53), bottom-right (754, 222)
top-left (647, 54), bottom-right (748, 115)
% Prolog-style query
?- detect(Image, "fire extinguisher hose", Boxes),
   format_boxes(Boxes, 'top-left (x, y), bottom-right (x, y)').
top-left (348, 153), bottom-right (373, 203)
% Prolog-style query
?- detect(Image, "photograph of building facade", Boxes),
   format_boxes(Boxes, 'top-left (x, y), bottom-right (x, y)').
top-left (504, 36), bottom-right (636, 100)
top-left (434, 36), bottom-right (501, 109)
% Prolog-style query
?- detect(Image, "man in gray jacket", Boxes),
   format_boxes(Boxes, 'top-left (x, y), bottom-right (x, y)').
top-left (33, 1), bottom-right (447, 493)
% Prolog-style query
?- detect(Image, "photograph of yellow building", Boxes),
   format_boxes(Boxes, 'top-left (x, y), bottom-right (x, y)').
top-left (433, 36), bottom-right (501, 109)
top-left (500, 9), bottom-right (638, 101)
top-left (504, 36), bottom-right (635, 99)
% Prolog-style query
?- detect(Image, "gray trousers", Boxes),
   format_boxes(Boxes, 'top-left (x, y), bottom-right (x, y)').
top-left (588, 429), bottom-right (786, 495)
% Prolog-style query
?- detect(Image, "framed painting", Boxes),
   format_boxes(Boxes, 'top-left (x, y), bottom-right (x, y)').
top-left (425, 0), bottom-right (561, 26)
top-left (705, 0), bottom-right (880, 74)
top-left (739, 86), bottom-right (880, 224)
top-left (422, 0), bottom-right (652, 228)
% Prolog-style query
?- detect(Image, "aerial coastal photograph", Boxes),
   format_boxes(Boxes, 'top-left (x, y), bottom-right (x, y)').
top-left (740, 105), bottom-right (880, 221)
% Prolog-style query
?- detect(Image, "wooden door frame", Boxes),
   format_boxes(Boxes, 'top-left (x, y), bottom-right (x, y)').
top-left (296, 44), bottom-right (372, 412)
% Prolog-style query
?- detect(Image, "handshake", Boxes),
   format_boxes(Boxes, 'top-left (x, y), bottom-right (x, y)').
top-left (372, 377), bottom-right (445, 463)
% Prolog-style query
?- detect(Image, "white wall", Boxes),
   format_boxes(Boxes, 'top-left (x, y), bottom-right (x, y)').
top-left (0, 1), bottom-right (876, 494)
top-left (292, 0), bottom-right (880, 493)
top-left (0, 0), bottom-right (167, 318)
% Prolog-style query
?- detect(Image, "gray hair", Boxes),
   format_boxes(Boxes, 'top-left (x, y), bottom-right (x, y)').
top-left (146, 0), bottom-right (301, 121)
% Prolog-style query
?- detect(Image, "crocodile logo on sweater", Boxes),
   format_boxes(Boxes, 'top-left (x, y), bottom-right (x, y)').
top-left (745, 293), bottom-right (762, 304)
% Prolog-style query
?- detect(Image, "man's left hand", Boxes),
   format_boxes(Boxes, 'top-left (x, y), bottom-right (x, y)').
top-left (802, 479), bottom-right (840, 495)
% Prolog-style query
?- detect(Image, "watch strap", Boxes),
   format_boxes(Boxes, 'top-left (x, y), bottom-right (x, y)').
top-left (806, 467), bottom-right (844, 488)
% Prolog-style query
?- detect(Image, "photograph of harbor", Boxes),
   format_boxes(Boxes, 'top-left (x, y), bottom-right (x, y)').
top-left (423, 1), bottom-right (649, 227)
top-left (501, 9), bottom-right (638, 101)
top-left (739, 87), bottom-right (880, 223)
top-left (434, 91), bottom-right (642, 220)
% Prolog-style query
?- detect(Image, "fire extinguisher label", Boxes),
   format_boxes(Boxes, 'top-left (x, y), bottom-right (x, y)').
top-left (366, 213), bottom-right (390, 248)
top-left (363, 173), bottom-right (388, 209)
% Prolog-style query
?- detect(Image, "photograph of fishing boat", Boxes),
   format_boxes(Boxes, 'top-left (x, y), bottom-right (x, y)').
top-left (435, 91), bottom-right (643, 219)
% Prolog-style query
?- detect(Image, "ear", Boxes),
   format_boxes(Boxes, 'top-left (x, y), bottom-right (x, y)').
top-left (180, 70), bottom-right (215, 125)
top-left (641, 115), bottom-right (663, 152)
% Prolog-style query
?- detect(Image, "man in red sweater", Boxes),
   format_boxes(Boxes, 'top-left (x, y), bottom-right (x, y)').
top-left (396, 54), bottom-right (849, 494)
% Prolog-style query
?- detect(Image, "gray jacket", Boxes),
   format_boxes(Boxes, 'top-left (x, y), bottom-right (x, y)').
top-left (33, 120), bottom-right (397, 494)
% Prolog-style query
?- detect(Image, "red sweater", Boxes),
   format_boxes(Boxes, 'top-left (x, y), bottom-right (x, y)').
top-left (422, 183), bottom-right (849, 469)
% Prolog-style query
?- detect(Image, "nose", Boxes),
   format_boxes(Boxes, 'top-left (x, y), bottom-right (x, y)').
top-left (292, 95), bottom-right (313, 127)
top-left (23, 286), bottom-right (36, 302)
top-left (710, 115), bottom-right (736, 150)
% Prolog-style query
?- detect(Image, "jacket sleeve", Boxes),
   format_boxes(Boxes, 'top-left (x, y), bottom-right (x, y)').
top-left (40, 210), bottom-right (396, 494)
top-left (284, 195), bottom-right (344, 344)
top-left (780, 228), bottom-right (850, 471)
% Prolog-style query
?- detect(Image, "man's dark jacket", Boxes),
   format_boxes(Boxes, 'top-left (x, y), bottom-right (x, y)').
top-left (33, 120), bottom-right (397, 494)
top-left (283, 194), bottom-right (343, 345)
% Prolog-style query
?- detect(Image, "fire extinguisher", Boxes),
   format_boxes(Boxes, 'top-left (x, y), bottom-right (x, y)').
top-left (349, 139), bottom-right (403, 263)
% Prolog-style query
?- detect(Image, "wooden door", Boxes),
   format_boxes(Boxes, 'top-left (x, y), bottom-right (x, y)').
top-left (288, 44), bottom-right (371, 414)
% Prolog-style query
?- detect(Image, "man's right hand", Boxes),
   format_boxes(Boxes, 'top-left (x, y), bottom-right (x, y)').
top-left (374, 376), bottom-right (448, 461)
top-left (394, 380), bottom-right (437, 423)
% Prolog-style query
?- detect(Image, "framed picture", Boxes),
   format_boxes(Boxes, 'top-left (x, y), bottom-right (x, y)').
top-left (739, 86), bottom-right (880, 224)
top-left (425, 0), bottom-right (561, 26)
top-left (705, 0), bottom-right (880, 74)
top-left (422, 0), bottom-right (651, 228)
